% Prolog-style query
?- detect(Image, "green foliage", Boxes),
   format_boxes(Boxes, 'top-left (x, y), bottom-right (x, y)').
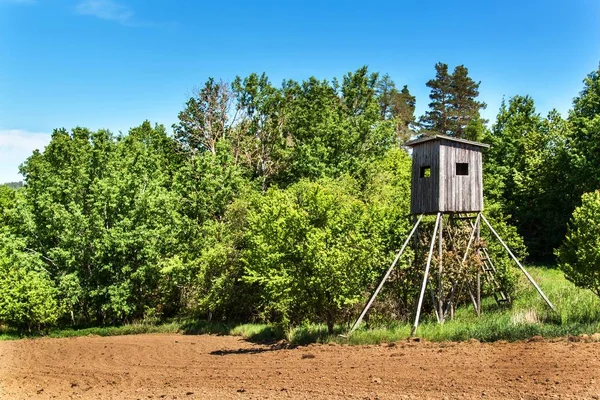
top-left (376, 75), bottom-right (416, 144)
top-left (420, 62), bottom-right (486, 138)
top-left (173, 78), bottom-right (232, 155)
top-left (232, 72), bottom-right (286, 190)
top-left (2, 181), bottom-right (23, 190)
top-left (569, 64), bottom-right (600, 196)
top-left (557, 191), bottom-right (600, 298)
top-left (0, 185), bottom-right (16, 226)
top-left (484, 96), bottom-right (572, 260)
top-left (278, 67), bottom-right (398, 185)
top-left (0, 233), bottom-right (60, 330)
top-left (243, 178), bottom-right (386, 333)
top-left (361, 149), bottom-right (416, 317)
top-left (479, 211), bottom-right (524, 298)
top-left (4, 267), bottom-right (600, 344)
top-left (279, 76), bottom-right (345, 181)
top-left (4, 63), bottom-right (600, 337)
top-left (17, 122), bottom-right (182, 325)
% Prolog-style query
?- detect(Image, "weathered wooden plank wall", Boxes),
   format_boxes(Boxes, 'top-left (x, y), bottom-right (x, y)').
top-left (410, 139), bottom-right (484, 214)
top-left (410, 140), bottom-right (439, 214)
top-left (439, 141), bottom-right (483, 212)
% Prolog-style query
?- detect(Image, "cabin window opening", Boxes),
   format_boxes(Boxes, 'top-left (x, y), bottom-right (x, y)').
top-left (456, 163), bottom-right (469, 176)
top-left (420, 166), bottom-right (431, 178)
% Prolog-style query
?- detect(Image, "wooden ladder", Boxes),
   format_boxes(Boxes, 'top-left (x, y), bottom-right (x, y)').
top-left (456, 212), bottom-right (511, 308)
top-left (477, 246), bottom-right (511, 305)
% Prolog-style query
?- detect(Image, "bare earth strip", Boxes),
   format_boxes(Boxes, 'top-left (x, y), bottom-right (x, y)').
top-left (0, 334), bottom-right (599, 399)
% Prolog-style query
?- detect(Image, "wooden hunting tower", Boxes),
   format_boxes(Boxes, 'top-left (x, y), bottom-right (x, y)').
top-left (348, 134), bottom-right (556, 338)
top-left (405, 135), bottom-right (490, 215)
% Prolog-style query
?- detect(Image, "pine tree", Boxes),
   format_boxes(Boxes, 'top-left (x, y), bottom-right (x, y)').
top-left (420, 63), bottom-right (485, 138)
top-left (449, 65), bottom-right (486, 138)
top-left (376, 74), bottom-right (416, 143)
top-left (420, 63), bottom-right (452, 135)
top-left (394, 85), bottom-right (417, 143)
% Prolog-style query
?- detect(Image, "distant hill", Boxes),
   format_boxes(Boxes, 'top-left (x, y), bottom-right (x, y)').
top-left (2, 181), bottom-right (24, 190)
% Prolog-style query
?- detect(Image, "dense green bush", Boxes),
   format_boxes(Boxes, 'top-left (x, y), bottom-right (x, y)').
top-left (0, 233), bottom-right (61, 330)
top-left (557, 191), bottom-right (600, 298)
top-left (243, 177), bottom-right (388, 333)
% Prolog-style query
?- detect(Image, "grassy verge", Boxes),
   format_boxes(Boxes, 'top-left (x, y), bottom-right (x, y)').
top-left (284, 266), bottom-right (600, 345)
top-left (2, 266), bottom-right (599, 345)
top-left (339, 266), bottom-right (600, 344)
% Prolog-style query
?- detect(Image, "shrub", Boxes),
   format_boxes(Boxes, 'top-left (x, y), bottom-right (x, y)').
top-left (0, 233), bottom-right (61, 331)
top-left (243, 177), bottom-right (386, 333)
top-left (557, 190), bottom-right (600, 298)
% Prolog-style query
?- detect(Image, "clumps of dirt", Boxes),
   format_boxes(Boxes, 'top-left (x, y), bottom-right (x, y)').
top-left (569, 333), bottom-right (600, 342)
top-left (1, 333), bottom-right (600, 399)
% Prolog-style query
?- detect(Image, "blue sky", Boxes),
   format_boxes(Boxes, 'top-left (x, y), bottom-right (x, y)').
top-left (1, 0), bottom-right (599, 182)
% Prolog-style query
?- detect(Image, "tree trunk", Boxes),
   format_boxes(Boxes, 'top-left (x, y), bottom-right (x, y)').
top-left (326, 319), bottom-right (334, 335)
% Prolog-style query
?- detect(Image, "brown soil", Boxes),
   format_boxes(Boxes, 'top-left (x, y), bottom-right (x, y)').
top-left (1, 334), bottom-right (599, 399)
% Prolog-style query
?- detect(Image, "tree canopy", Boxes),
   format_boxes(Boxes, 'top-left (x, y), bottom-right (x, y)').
top-left (2, 62), bottom-right (600, 331)
top-left (420, 62), bottom-right (486, 138)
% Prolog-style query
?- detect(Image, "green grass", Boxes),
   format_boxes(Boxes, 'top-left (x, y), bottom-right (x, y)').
top-left (2, 266), bottom-right (599, 345)
top-left (340, 266), bottom-right (600, 344)
top-left (286, 266), bottom-right (600, 345)
top-left (179, 320), bottom-right (283, 342)
top-left (0, 322), bottom-right (182, 341)
top-left (0, 320), bottom-right (284, 342)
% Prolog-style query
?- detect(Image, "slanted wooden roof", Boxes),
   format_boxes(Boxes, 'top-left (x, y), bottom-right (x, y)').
top-left (405, 135), bottom-right (490, 148)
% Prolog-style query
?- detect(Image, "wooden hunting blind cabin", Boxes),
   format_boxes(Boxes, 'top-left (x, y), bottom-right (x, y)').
top-left (405, 135), bottom-right (490, 215)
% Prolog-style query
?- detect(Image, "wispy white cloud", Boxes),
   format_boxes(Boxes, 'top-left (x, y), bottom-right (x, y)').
top-left (75, 0), bottom-right (134, 25)
top-left (0, 129), bottom-right (51, 183)
top-left (74, 0), bottom-right (173, 28)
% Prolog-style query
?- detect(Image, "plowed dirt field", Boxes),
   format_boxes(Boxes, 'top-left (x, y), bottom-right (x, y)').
top-left (1, 333), bottom-right (599, 399)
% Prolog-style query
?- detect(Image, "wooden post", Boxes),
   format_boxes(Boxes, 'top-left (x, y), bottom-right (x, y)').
top-left (476, 271), bottom-right (481, 316)
top-left (429, 285), bottom-right (441, 323)
top-left (437, 214), bottom-right (444, 323)
top-left (346, 214), bottom-right (424, 336)
top-left (411, 212), bottom-right (441, 336)
top-left (413, 214), bottom-right (420, 276)
top-left (476, 212), bottom-right (482, 315)
top-left (480, 214), bottom-right (556, 312)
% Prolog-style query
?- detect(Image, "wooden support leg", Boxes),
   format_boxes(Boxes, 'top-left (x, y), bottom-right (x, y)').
top-left (438, 214), bottom-right (444, 323)
top-left (411, 213), bottom-right (442, 337)
top-left (346, 214), bottom-right (424, 336)
top-left (476, 213), bottom-right (482, 315)
top-left (429, 284), bottom-right (441, 323)
top-left (477, 271), bottom-right (481, 316)
top-left (480, 214), bottom-right (556, 312)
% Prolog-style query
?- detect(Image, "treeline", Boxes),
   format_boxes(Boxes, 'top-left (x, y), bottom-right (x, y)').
top-left (3, 182), bottom-right (23, 190)
top-left (0, 63), bottom-right (599, 332)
